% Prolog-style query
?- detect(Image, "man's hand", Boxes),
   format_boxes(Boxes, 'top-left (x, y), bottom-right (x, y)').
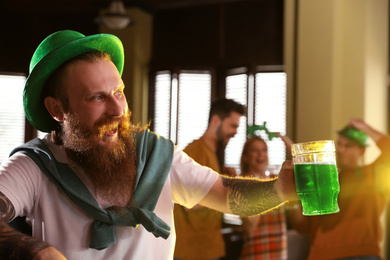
top-left (348, 118), bottom-right (384, 143)
top-left (348, 118), bottom-right (367, 131)
top-left (274, 160), bottom-right (298, 201)
top-left (33, 247), bottom-right (67, 260)
top-left (273, 132), bottom-right (294, 158)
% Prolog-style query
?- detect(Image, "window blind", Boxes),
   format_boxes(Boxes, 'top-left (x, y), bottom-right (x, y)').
top-left (154, 72), bottom-right (172, 139)
top-left (224, 71), bottom-right (287, 174)
top-left (152, 70), bottom-right (287, 174)
top-left (177, 72), bottom-right (211, 150)
top-left (225, 74), bottom-right (248, 173)
top-left (255, 72), bottom-right (287, 167)
top-left (153, 71), bottom-right (212, 151)
top-left (0, 75), bottom-right (26, 164)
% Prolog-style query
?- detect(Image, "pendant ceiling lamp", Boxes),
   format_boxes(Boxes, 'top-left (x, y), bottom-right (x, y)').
top-left (95, 0), bottom-right (134, 30)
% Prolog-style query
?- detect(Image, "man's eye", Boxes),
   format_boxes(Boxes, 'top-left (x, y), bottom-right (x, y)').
top-left (115, 90), bottom-right (124, 97)
top-left (92, 95), bottom-right (103, 100)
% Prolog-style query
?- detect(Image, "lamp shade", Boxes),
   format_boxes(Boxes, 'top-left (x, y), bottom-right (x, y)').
top-left (96, 0), bottom-right (134, 30)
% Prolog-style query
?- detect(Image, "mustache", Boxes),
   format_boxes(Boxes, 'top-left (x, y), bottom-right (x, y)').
top-left (96, 118), bottom-right (121, 138)
top-left (61, 110), bottom-right (132, 152)
top-left (95, 111), bottom-right (131, 138)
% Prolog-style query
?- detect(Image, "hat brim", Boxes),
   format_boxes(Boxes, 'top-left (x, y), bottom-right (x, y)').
top-left (337, 130), bottom-right (368, 147)
top-left (24, 33), bottom-right (124, 132)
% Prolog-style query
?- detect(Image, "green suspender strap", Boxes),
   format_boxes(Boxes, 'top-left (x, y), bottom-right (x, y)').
top-left (10, 129), bottom-right (174, 250)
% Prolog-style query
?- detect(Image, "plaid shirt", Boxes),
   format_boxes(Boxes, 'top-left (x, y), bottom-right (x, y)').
top-left (240, 205), bottom-right (287, 260)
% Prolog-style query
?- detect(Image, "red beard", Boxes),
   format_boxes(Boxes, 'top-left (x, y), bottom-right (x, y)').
top-left (62, 111), bottom-right (137, 207)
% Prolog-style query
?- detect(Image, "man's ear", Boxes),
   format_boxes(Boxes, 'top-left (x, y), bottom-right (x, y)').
top-left (210, 114), bottom-right (221, 126)
top-left (44, 96), bottom-right (65, 122)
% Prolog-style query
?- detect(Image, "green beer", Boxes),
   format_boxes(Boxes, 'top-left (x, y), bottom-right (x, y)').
top-left (294, 163), bottom-right (340, 216)
top-left (291, 140), bottom-right (340, 216)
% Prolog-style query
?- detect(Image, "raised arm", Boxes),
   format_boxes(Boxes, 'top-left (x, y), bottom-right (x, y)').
top-left (0, 192), bottom-right (66, 260)
top-left (184, 166), bottom-right (238, 211)
top-left (348, 118), bottom-right (386, 143)
top-left (273, 132), bottom-right (294, 159)
top-left (199, 160), bottom-right (298, 216)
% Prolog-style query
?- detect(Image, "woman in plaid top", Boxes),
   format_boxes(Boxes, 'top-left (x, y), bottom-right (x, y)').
top-left (239, 135), bottom-right (292, 260)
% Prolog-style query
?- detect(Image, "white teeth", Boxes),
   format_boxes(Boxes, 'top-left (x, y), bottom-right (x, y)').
top-left (107, 129), bottom-right (116, 135)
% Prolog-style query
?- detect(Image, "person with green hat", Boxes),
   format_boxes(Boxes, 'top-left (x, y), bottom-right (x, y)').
top-left (0, 30), bottom-right (298, 260)
top-left (290, 118), bottom-right (390, 260)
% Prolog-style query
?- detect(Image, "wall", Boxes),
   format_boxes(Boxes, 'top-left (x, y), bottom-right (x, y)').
top-left (0, 11), bottom-right (98, 75)
top-left (284, 0), bottom-right (389, 258)
top-left (151, 1), bottom-right (284, 69)
top-left (285, 0), bottom-right (389, 163)
top-left (100, 8), bottom-right (153, 125)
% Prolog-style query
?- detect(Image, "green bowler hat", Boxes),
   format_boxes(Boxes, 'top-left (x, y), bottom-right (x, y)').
top-left (337, 125), bottom-right (368, 147)
top-left (23, 30), bottom-right (124, 133)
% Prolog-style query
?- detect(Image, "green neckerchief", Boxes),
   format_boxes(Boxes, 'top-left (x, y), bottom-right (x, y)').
top-left (10, 129), bottom-right (174, 250)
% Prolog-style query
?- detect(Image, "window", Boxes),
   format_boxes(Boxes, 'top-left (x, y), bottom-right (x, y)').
top-left (38, 130), bottom-right (48, 139)
top-left (152, 68), bottom-right (287, 175)
top-left (225, 73), bottom-right (248, 172)
top-left (153, 70), bottom-right (211, 151)
top-left (0, 75), bottom-right (26, 164)
top-left (154, 71), bottom-right (172, 140)
top-left (177, 72), bottom-right (211, 150)
top-left (254, 72), bottom-right (287, 166)
top-left (225, 69), bottom-right (287, 174)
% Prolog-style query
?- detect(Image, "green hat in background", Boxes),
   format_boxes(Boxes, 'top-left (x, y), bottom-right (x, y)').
top-left (337, 125), bottom-right (368, 147)
top-left (23, 30), bottom-right (124, 133)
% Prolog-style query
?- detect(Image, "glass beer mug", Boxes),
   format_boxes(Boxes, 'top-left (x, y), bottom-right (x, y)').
top-left (291, 140), bottom-right (340, 216)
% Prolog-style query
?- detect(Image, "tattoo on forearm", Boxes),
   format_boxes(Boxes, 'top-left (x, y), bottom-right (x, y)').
top-left (0, 192), bottom-right (51, 259)
top-left (222, 176), bottom-right (283, 216)
top-left (0, 191), bottom-right (15, 222)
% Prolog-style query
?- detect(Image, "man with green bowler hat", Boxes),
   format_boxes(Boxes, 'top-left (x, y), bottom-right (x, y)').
top-left (290, 118), bottom-right (390, 260)
top-left (0, 30), bottom-right (298, 259)
top-left (336, 123), bottom-right (369, 172)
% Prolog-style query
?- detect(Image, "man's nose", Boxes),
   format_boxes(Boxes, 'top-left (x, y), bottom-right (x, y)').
top-left (107, 95), bottom-right (125, 117)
